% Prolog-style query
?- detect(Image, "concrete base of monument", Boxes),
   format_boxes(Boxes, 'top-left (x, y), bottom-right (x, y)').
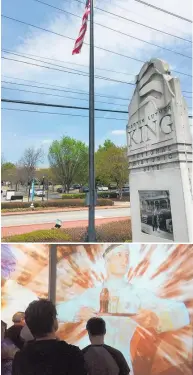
top-left (129, 167), bottom-right (192, 243)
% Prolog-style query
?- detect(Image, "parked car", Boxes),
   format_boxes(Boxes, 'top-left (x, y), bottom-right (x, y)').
top-left (79, 186), bottom-right (89, 193)
top-left (72, 184), bottom-right (81, 189)
top-left (57, 188), bottom-right (64, 194)
top-left (97, 186), bottom-right (108, 191)
top-left (121, 188), bottom-right (130, 197)
top-left (34, 190), bottom-right (45, 197)
top-left (116, 188), bottom-right (130, 198)
top-left (108, 184), bottom-right (117, 190)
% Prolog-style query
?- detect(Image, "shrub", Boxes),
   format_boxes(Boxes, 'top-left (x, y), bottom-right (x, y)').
top-left (1, 198), bottom-right (113, 210)
top-left (97, 191), bottom-right (118, 199)
top-left (97, 199), bottom-right (113, 206)
top-left (62, 193), bottom-right (86, 199)
top-left (62, 192), bottom-right (119, 199)
top-left (3, 219), bottom-right (132, 243)
top-left (3, 229), bottom-right (71, 243)
top-left (96, 219), bottom-right (132, 242)
top-left (62, 219), bottom-right (132, 242)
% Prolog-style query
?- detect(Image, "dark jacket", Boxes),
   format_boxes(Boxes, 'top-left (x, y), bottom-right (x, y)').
top-left (1, 338), bottom-right (19, 375)
top-left (12, 339), bottom-right (87, 375)
top-left (5, 325), bottom-right (24, 350)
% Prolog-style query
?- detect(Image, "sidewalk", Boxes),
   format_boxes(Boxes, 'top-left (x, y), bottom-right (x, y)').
top-left (2, 216), bottom-right (128, 237)
top-left (2, 203), bottom-right (130, 216)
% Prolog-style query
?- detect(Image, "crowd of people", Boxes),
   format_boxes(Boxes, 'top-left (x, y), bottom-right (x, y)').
top-left (1, 299), bottom-right (130, 375)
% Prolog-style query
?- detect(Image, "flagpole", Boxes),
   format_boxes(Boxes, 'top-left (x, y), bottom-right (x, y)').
top-left (88, 0), bottom-right (96, 242)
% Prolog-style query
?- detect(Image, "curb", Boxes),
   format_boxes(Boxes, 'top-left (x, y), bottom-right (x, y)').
top-left (2, 204), bottom-right (130, 216)
top-left (2, 217), bottom-right (130, 237)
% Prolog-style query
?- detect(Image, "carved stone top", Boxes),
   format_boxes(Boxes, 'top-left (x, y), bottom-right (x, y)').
top-left (127, 58), bottom-right (192, 154)
top-left (129, 58), bottom-right (174, 118)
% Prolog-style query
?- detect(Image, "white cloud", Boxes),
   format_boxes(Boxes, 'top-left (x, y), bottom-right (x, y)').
top-left (2, 0), bottom-right (191, 94)
top-left (111, 130), bottom-right (126, 135)
top-left (42, 139), bottom-right (53, 144)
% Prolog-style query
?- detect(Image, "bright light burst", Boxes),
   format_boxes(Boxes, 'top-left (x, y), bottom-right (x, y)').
top-left (1, 243), bottom-right (193, 375)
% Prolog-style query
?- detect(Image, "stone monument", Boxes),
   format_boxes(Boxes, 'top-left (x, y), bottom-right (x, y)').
top-left (127, 58), bottom-right (192, 242)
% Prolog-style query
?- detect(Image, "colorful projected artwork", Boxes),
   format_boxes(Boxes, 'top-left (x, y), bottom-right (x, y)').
top-left (1, 243), bottom-right (193, 375)
top-left (56, 244), bottom-right (193, 375)
top-left (1, 244), bottom-right (49, 327)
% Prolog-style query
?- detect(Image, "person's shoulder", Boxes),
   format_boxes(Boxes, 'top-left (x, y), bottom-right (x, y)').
top-left (104, 345), bottom-right (130, 374)
top-left (81, 345), bottom-right (91, 354)
top-left (103, 344), bottom-right (127, 362)
top-left (57, 341), bottom-right (83, 356)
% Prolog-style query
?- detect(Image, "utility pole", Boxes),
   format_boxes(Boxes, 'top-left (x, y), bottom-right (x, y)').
top-left (88, 0), bottom-right (96, 242)
top-left (48, 245), bottom-right (57, 304)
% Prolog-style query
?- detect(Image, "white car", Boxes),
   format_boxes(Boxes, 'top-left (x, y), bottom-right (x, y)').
top-left (97, 186), bottom-right (108, 191)
top-left (34, 190), bottom-right (45, 197)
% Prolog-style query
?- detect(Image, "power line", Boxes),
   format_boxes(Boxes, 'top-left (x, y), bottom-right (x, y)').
top-left (1, 56), bottom-right (135, 85)
top-left (31, 0), bottom-right (191, 58)
top-left (133, 0), bottom-right (192, 23)
top-left (1, 98), bottom-right (129, 114)
top-left (1, 76), bottom-right (131, 101)
top-left (1, 86), bottom-right (129, 107)
top-left (1, 107), bottom-right (128, 120)
top-left (2, 79), bottom-right (192, 101)
top-left (2, 48), bottom-right (135, 77)
top-left (1, 15), bottom-right (143, 64)
top-left (49, 0), bottom-right (192, 43)
top-left (2, 98), bottom-right (191, 113)
top-left (2, 14), bottom-right (192, 78)
top-left (2, 106), bottom-right (192, 119)
top-left (2, 50), bottom-right (135, 85)
top-left (94, 5), bottom-right (192, 43)
top-left (98, 0), bottom-right (191, 38)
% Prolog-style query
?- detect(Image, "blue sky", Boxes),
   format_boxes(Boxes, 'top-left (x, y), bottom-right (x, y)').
top-left (1, 0), bottom-right (192, 167)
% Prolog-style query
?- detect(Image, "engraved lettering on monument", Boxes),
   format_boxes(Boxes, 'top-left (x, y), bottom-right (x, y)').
top-left (127, 58), bottom-right (193, 242)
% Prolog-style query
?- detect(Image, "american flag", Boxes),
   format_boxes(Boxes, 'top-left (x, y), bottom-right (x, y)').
top-left (72, 0), bottom-right (90, 55)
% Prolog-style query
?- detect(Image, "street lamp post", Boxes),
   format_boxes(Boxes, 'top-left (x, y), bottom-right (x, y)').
top-left (42, 176), bottom-right (45, 201)
top-left (47, 178), bottom-right (49, 201)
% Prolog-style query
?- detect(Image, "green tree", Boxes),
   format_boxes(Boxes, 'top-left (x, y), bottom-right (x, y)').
top-left (48, 136), bottom-right (88, 192)
top-left (1, 162), bottom-right (15, 171)
top-left (96, 144), bottom-right (128, 193)
top-left (1, 162), bottom-right (23, 191)
top-left (1, 158), bottom-right (16, 186)
top-left (98, 139), bottom-right (115, 151)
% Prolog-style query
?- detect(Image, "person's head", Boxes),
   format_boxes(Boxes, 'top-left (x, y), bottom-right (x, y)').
top-left (25, 299), bottom-right (58, 339)
top-left (12, 312), bottom-right (25, 326)
top-left (1, 320), bottom-right (7, 340)
top-left (103, 245), bottom-right (129, 277)
top-left (86, 317), bottom-right (106, 344)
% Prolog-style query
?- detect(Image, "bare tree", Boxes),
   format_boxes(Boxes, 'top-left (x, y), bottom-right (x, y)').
top-left (19, 147), bottom-right (44, 186)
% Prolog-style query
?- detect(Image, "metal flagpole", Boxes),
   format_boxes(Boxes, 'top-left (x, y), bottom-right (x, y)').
top-left (88, 0), bottom-right (96, 242)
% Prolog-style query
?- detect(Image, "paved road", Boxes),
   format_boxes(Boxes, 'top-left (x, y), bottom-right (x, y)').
top-left (2, 207), bottom-right (131, 227)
